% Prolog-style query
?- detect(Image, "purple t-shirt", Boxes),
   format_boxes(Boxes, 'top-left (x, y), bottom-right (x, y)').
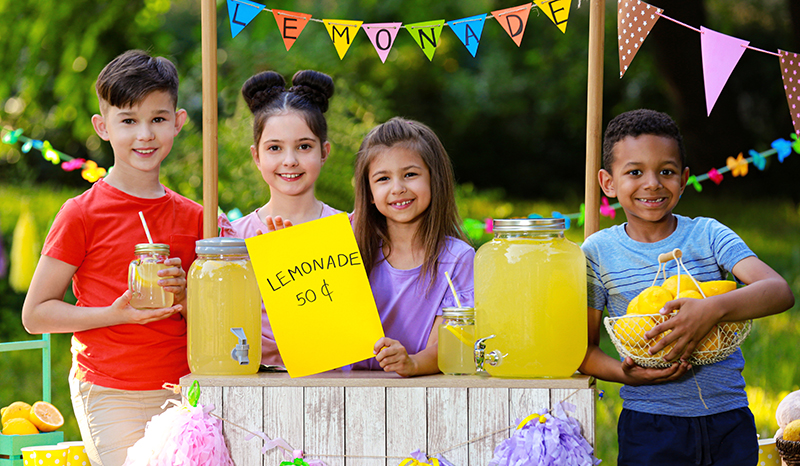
top-left (218, 203), bottom-right (343, 367)
top-left (351, 236), bottom-right (475, 370)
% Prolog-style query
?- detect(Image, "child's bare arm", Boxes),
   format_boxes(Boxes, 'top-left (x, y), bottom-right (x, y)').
top-left (646, 256), bottom-right (794, 361)
top-left (374, 316), bottom-right (443, 377)
top-left (579, 306), bottom-right (690, 386)
top-left (22, 255), bottom-right (183, 334)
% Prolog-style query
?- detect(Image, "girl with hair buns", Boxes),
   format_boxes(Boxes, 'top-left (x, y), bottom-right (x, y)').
top-left (219, 69), bottom-right (342, 367)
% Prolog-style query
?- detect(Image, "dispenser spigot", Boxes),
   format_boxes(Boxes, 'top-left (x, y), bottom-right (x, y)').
top-left (474, 335), bottom-right (503, 372)
top-left (230, 327), bottom-right (250, 365)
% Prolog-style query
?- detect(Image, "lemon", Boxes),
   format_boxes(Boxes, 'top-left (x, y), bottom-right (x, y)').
top-left (615, 315), bottom-right (656, 346)
top-left (678, 290), bottom-right (704, 299)
top-left (636, 286), bottom-right (674, 315)
top-left (783, 419), bottom-right (800, 442)
top-left (29, 401), bottom-right (64, 432)
top-left (1, 401), bottom-right (31, 426)
top-left (699, 280), bottom-right (737, 297)
top-left (693, 326), bottom-right (722, 361)
top-left (2, 417), bottom-right (39, 435)
top-left (626, 295), bottom-right (640, 314)
top-left (660, 275), bottom-right (698, 297)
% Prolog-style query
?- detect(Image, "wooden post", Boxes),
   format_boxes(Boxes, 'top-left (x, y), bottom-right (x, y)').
top-left (584, 0), bottom-right (605, 239)
top-left (201, 0), bottom-right (219, 239)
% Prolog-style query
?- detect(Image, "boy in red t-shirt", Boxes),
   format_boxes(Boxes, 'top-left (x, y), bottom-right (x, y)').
top-left (22, 50), bottom-right (203, 466)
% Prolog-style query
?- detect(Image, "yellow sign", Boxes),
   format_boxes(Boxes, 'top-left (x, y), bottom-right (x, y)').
top-left (245, 213), bottom-right (384, 377)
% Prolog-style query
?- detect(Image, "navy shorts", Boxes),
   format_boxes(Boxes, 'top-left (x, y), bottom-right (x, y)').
top-left (618, 407), bottom-right (757, 466)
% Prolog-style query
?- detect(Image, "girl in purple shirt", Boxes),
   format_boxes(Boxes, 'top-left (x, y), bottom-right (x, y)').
top-left (351, 117), bottom-right (475, 377)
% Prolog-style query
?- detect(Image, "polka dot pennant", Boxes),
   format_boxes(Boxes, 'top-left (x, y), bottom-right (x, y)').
top-left (618, 0), bottom-right (662, 78)
top-left (779, 49), bottom-right (800, 137)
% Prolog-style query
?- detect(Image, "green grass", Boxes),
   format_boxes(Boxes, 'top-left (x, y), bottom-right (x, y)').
top-left (1, 182), bottom-right (798, 463)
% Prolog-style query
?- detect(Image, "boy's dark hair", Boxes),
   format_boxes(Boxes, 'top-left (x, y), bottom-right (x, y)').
top-left (96, 50), bottom-right (179, 112)
top-left (241, 70), bottom-right (334, 147)
top-left (602, 109), bottom-right (686, 171)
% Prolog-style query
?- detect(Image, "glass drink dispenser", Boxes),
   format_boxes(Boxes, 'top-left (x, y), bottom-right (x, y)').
top-left (187, 237), bottom-right (262, 375)
top-left (474, 218), bottom-right (587, 378)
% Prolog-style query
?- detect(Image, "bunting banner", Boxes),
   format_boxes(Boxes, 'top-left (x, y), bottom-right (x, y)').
top-left (779, 50), bottom-right (800, 137)
top-left (227, 0), bottom-right (265, 39)
top-left (226, 2), bottom-right (565, 61)
top-left (491, 3), bottom-right (533, 47)
top-left (362, 22), bottom-right (402, 63)
top-left (323, 19), bottom-right (364, 59)
top-left (405, 20), bottom-right (446, 62)
top-left (700, 26), bottom-right (748, 116)
top-left (272, 9), bottom-right (312, 51)
top-left (617, 0), bottom-right (662, 78)
top-left (533, 0), bottom-right (572, 33)
top-left (447, 14), bottom-right (487, 58)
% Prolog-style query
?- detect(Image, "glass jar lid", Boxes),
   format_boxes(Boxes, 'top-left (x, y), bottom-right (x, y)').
top-left (134, 243), bottom-right (170, 255)
top-left (492, 218), bottom-right (566, 232)
top-left (195, 237), bottom-right (249, 255)
top-left (442, 307), bottom-right (475, 319)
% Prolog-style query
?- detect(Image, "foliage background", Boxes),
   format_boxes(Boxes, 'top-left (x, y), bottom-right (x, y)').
top-left (1, 0), bottom-right (799, 464)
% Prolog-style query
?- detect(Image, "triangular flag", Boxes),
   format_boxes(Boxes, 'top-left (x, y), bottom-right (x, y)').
top-left (272, 9), bottom-right (312, 51)
top-left (323, 19), bottom-right (363, 60)
top-left (533, 0), bottom-right (571, 33)
top-left (405, 20), bottom-right (445, 61)
top-left (779, 50), bottom-right (800, 137)
top-left (618, 0), bottom-right (663, 78)
top-left (362, 22), bottom-right (402, 63)
top-left (447, 14), bottom-right (487, 58)
top-left (226, 0), bottom-right (264, 38)
top-left (491, 3), bottom-right (532, 47)
top-left (700, 26), bottom-right (748, 116)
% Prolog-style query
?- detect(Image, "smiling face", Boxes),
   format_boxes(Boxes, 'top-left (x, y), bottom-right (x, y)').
top-left (92, 90), bottom-right (186, 176)
top-left (252, 111), bottom-right (330, 199)
top-left (599, 134), bottom-right (689, 239)
top-left (367, 145), bottom-right (432, 231)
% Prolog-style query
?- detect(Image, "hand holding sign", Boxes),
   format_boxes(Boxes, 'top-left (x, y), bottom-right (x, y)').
top-left (245, 213), bottom-right (384, 377)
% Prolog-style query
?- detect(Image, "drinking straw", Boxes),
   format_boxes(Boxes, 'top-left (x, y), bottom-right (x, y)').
top-left (138, 211), bottom-right (154, 244)
top-left (444, 271), bottom-right (462, 308)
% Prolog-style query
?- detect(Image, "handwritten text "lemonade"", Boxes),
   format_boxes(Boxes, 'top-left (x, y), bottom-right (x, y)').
top-left (265, 252), bottom-right (362, 292)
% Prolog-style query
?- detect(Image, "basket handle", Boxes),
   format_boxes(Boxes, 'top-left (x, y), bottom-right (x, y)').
top-left (658, 248), bottom-right (682, 264)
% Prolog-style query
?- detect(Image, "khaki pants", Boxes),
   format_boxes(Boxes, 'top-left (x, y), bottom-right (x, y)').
top-left (69, 376), bottom-right (179, 466)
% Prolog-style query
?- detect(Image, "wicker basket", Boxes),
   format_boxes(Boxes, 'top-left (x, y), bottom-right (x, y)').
top-left (777, 437), bottom-right (800, 466)
top-left (604, 314), bottom-right (751, 368)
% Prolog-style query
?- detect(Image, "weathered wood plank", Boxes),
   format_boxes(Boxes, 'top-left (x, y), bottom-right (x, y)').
top-left (223, 386), bottom-right (264, 466)
top-left (427, 387), bottom-right (468, 466)
top-left (305, 386), bottom-right (345, 466)
top-left (345, 386), bottom-right (386, 466)
top-left (386, 387), bottom-right (426, 465)
top-left (468, 387), bottom-right (509, 466)
top-left (509, 388), bottom-right (550, 423)
top-left (262, 386), bottom-right (304, 466)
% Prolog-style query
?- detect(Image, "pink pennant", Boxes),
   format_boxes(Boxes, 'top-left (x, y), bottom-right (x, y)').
top-left (707, 168), bottom-right (723, 185)
top-left (600, 197), bottom-right (616, 219)
top-left (779, 50), bottom-right (800, 137)
top-left (617, 0), bottom-right (662, 78)
top-left (700, 26), bottom-right (749, 116)
top-left (362, 22), bottom-right (402, 63)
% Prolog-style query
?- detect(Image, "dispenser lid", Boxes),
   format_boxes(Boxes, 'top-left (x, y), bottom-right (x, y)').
top-left (492, 218), bottom-right (565, 231)
top-left (195, 237), bottom-right (249, 255)
top-left (442, 307), bottom-right (475, 318)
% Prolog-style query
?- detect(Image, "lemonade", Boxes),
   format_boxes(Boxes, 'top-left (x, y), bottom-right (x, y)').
top-left (128, 243), bottom-right (173, 310)
top-left (474, 219), bottom-right (587, 378)
top-left (187, 238), bottom-right (262, 375)
top-left (437, 308), bottom-right (476, 375)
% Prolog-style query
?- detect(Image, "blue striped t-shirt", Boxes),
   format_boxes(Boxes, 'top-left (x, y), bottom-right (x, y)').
top-left (582, 214), bottom-right (754, 416)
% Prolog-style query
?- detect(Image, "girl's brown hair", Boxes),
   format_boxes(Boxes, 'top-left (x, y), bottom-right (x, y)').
top-left (353, 117), bottom-right (466, 284)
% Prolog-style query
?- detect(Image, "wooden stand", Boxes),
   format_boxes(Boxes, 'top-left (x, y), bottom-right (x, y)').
top-left (181, 372), bottom-right (596, 466)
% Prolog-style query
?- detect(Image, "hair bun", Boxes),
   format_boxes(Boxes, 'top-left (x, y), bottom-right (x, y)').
top-left (290, 70), bottom-right (335, 113)
top-left (242, 71), bottom-right (287, 114)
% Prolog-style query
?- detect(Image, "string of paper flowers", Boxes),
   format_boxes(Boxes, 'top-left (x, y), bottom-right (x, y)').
top-left (1, 127), bottom-right (107, 183)
top-left (461, 133), bottom-right (799, 241)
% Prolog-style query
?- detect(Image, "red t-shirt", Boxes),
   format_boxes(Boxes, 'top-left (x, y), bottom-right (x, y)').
top-left (43, 180), bottom-right (203, 390)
